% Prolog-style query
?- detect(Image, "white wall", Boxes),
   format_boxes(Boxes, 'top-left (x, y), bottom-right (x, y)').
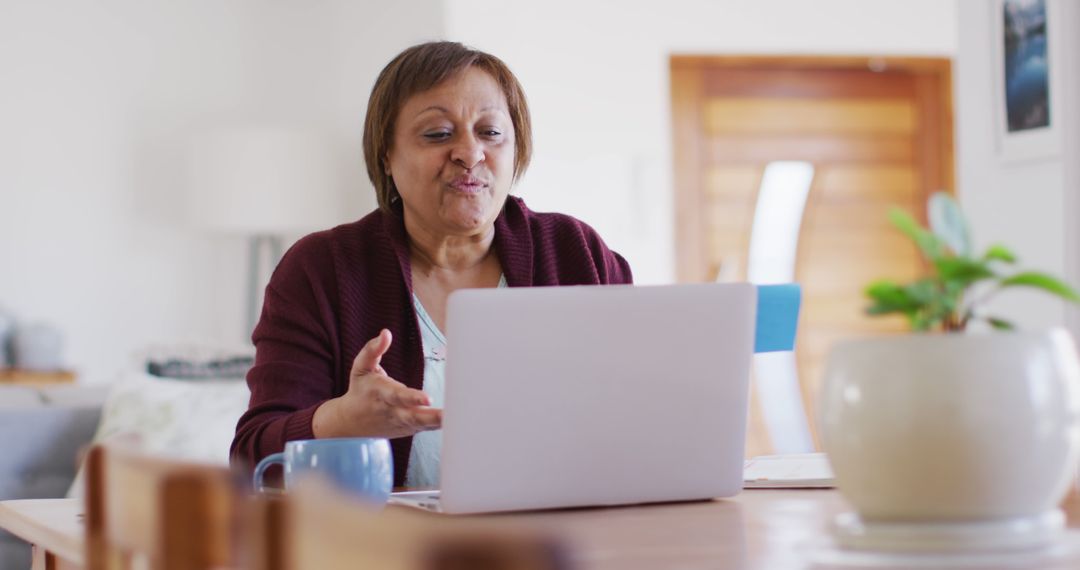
top-left (954, 0), bottom-right (1080, 331)
top-left (445, 0), bottom-right (957, 284)
top-left (1067, 3), bottom-right (1080, 337)
top-left (2, 0), bottom-right (971, 383)
top-left (0, 1), bottom-right (443, 382)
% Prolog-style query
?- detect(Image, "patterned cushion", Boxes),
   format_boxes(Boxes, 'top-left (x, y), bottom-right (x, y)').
top-left (67, 372), bottom-right (249, 497)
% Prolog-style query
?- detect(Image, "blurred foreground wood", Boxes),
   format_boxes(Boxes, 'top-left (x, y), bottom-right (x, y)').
top-left (84, 444), bottom-right (240, 570)
top-left (276, 479), bottom-right (569, 570)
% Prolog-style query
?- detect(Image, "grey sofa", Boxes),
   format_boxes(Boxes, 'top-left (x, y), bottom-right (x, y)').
top-left (0, 384), bottom-right (108, 570)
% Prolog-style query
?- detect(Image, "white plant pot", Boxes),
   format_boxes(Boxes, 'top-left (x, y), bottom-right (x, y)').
top-left (820, 328), bottom-right (1080, 551)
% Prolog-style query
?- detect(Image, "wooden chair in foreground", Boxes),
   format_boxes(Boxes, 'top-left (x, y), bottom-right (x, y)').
top-left (83, 444), bottom-right (241, 570)
top-left (270, 479), bottom-right (571, 570)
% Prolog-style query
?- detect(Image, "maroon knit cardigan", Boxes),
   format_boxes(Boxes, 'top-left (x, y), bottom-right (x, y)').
top-left (230, 196), bottom-right (633, 486)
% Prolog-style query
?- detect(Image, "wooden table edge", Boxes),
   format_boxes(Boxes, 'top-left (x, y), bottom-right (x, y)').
top-left (0, 498), bottom-right (84, 565)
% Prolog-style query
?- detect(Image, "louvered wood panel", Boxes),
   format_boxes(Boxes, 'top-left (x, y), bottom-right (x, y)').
top-left (708, 134), bottom-right (916, 164)
top-left (705, 98), bottom-right (917, 134)
top-left (672, 57), bottom-right (954, 458)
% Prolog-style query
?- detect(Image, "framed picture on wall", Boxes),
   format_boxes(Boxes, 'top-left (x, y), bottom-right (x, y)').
top-left (992, 0), bottom-right (1064, 163)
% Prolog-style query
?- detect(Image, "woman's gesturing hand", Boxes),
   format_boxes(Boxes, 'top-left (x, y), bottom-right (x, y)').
top-left (313, 329), bottom-right (442, 439)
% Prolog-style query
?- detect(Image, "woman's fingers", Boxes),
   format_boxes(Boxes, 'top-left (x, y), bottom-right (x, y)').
top-left (395, 387), bottom-right (431, 408)
top-left (395, 406), bottom-right (443, 431)
top-left (370, 377), bottom-right (429, 407)
top-left (377, 380), bottom-right (439, 430)
top-left (344, 333), bottom-right (440, 437)
top-left (411, 407), bottom-right (443, 430)
top-left (351, 329), bottom-right (392, 375)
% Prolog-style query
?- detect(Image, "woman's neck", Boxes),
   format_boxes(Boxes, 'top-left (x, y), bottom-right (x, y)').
top-left (404, 216), bottom-right (495, 275)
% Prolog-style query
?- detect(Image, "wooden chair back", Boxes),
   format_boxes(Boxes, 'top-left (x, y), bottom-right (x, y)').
top-left (84, 444), bottom-right (240, 570)
top-left (276, 479), bottom-right (570, 570)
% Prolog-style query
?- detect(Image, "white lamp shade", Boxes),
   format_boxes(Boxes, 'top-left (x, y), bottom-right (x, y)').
top-left (189, 127), bottom-right (343, 234)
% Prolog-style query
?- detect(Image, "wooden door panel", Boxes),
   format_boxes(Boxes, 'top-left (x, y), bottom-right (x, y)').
top-left (799, 234), bottom-right (920, 260)
top-left (672, 57), bottom-right (953, 458)
top-left (705, 98), bottom-right (917, 135)
top-left (705, 166), bottom-right (763, 198)
top-left (801, 204), bottom-right (919, 232)
top-left (814, 165), bottom-right (918, 200)
top-left (707, 134), bottom-right (916, 164)
top-left (701, 65), bottom-right (919, 99)
top-left (800, 296), bottom-right (910, 327)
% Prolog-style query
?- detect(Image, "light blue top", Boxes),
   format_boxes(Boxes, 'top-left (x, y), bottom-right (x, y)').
top-left (405, 275), bottom-right (508, 489)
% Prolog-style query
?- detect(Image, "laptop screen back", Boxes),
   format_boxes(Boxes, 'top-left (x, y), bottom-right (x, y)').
top-left (439, 283), bottom-right (756, 514)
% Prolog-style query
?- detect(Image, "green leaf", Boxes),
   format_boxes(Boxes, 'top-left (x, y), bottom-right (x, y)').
top-left (888, 208), bottom-right (946, 260)
top-left (912, 312), bottom-right (943, 332)
top-left (865, 280), bottom-right (921, 314)
top-left (903, 279), bottom-right (939, 304)
top-left (865, 304), bottom-right (910, 316)
top-left (928, 192), bottom-right (972, 256)
top-left (987, 317), bottom-right (1015, 330)
top-left (865, 279), bottom-right (904, 299)
top-left (867, 197), bottom-right (1075, 331)
top-left (999, 272), bottom-right (1080, 303)
top-left (865, 278), bottom-right (961, 332)
top-left (943, 279), bottom-right (967, 297)
top-left (934, 257), bottom-right (996, 283)
top-left (982, 244), bottom-right (1017, 264)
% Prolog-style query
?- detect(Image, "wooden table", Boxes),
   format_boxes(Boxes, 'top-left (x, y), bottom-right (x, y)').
top-left (4, 490), bottom-right (1080, 570)
top-left (480, 490), bottom-right (1080, 569)
top-left (0, 498), bottom-right (83, 570)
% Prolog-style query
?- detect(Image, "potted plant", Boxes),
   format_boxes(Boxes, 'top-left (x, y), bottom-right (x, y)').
top-left (819, 192), bottom-right (1080, 552)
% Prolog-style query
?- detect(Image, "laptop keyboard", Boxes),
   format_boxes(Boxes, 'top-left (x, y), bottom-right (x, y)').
top-left (389, 490), bottom-right (442, 510)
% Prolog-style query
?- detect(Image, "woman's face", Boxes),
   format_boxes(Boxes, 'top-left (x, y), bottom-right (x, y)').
top-left (386, 67), bottom-right (516, 238)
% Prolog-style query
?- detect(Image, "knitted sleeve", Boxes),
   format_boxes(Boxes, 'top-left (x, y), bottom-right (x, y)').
top-left (230, 231), bottom-right (342, 472)
top-left (555, 213), bottom-right (635, 286)
top-left (583, 229), bottom-right (633, 285)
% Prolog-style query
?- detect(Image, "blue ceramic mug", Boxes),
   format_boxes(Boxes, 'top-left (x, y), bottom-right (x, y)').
top-left (253, 438), bottom-right (393, 504)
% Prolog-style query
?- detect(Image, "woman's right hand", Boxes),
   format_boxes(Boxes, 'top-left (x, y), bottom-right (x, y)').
top-left (312, 329), bottom-right (442, 439)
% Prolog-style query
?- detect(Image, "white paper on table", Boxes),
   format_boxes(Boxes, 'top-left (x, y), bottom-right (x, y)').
top-left (743, 452), bottom-right (835, 488)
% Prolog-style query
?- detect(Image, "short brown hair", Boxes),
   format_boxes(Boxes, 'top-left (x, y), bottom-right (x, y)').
top-left (362, 42), bottom-right (533, 212)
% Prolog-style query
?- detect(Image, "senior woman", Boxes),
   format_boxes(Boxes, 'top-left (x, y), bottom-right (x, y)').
top-left (231, 41), bottom-right (632, 488)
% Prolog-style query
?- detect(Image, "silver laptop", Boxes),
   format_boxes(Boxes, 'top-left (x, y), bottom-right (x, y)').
top-left (390, 283), bottom-right (756, 514)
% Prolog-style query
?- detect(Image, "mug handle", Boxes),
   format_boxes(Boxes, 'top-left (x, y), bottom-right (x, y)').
top-left (253, 452), bottom-right (285, 493)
